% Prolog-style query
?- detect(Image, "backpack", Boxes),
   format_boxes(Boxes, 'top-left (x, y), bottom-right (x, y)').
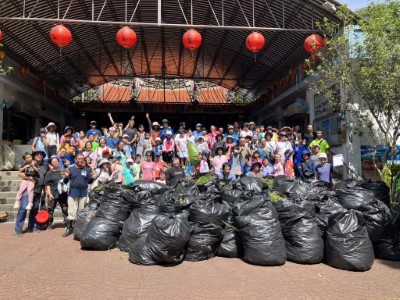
top-left (57, 179), bottom-right (70, 195)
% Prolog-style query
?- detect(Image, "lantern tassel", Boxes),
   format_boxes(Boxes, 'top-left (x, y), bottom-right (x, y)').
top-left (254, 53), bottom-right (257, 62)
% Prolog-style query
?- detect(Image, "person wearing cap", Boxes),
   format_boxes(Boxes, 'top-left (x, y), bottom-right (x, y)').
top-left (309, 130), bottom-right (330, 154)
top-left (14, 150), bottom-right (47, 236)
top-left (105, 127), bottom-right (119, 150)
top-left (122, 158), bottom-right (138, 185)
top-left (249, 122), bottom-right (257, 135)
top-left (162, 130), bottom-right (175, 165)
top-left (63, 153), bottom-right (96, 237)
top-left (44, 156), bottom-right (68, 231)
top-left (276, 131), bottom-right (292, 161)
top-left (175, 129), bottom-right (189, 168)
top-left (246, 161), bottom-right (263, 179)
top-left (211, 146), bottom-right (228, 175)
top-left (32, 127), bottom-right (49, 162)
top-left (166, 158), bottom-right (185, 186)
top-left (196, 136), bottom-right (210, 156)
top-left (45, 122), bottom-right (59, 156)
top-left (159, 119), bottom-right (174, 141)
top-left (122, 115), bottom-right (140, 158)
top-left (226, 126), bottom-right (238, 145)
top-left (297, 150), bottom-right (316, 181)
top-left (240, 123), bottom-right (253, 138)
top-left (266, 125), bottom-right (279, 143)
top-left (315, 153), bottom-right (332, 184)
top-left (212, 134), bottom-right (226, 157)
top-left (193, 123), bottom-right (203, 138)
top-left (85, 120), bottom-right (102, 138)
top-left (90, 159), bottom-right (113, 190)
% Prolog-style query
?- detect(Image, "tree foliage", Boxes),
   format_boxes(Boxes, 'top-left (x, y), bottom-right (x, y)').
top-left (306, 1), bottom-right (400, 206)
top-left (0, 44), bottom-right (13, 76)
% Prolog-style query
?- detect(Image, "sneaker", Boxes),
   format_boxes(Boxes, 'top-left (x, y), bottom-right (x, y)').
top-left (13, 201), bottom-right (20, 209)
top-left (25, 203), bottom-right (33, 210)
top-left (14, 231), bottom-right (23, 237)
top-left (27, 228), bottom-right (41, 233)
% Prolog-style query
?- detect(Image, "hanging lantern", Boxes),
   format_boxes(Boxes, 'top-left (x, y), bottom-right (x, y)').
top-left (246, 32), bottom-right (265, 54)
top-left (304, 34), bottom-right (324, 54)
top-left (289, 68), bottom-right (297, 77)
top-left (20, 66), bottom-right (30, 76)
top-left (50, 25), bottom-right (72, 48)
top-left (116, 26), bottom-right (137, 49)
top-left (0, 30), bottom-right (2, 42)
top-left (38, 79), bottom-right (46, 88)
top-left (182, 29), bottom-right (202, 52)
top-left (0, 50), bottom-right (6, 62)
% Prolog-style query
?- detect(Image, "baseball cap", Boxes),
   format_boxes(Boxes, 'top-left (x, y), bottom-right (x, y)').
top-left (267, 126), bottom-right (273, 129)
top-left (166, 130), bottom-right (172, 135)
top-left (109, 127), bottom-right (116, 131)
top-left (126, 158), bottom-right (134, 164)
top-left (318, 153), bottom-right (328, 159)
top-left (40, 127), bottom-right (46, 133)
top-left (102, 149), bottom-right (110, 155)
top-left (279, 131), bottom-right (287, 136)
top-left (162, 119), bottom-right (169, 124)
top-left (90, 120), bottom-right (97, 125)
top-left (228, 125), bottom-right (234, 129)
top-left (122, 134), bottom-right (129, 138)
top-left (196, 123), bottom-right (202, 128)
top-left (155, 137), bottom-right (162, 142)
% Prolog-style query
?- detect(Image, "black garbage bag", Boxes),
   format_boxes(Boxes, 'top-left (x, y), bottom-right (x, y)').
top-left (283, 180), bottom-right (331, 201)
top-left (80, 217), bottom-right (122, 250)
top-left (217, 216), bottom-right (243, 258)
top-left (273, 175), bottom-right (295, 194)
top-left (189, 201), bottom-right (230, 226)
top-left (315, 200), bottom-right (347, 232)
top-left (234, 197), bottom-right (286, 266)
top-left (274, 200), bottom-right (324, 264)
top-left (373, 211), bottom-right (400, 260)
top-left (221, 188), bottom-right (245, 206)
top-left (119, 206), bottom-right (161, 252)
top-left (185, 223), bottom-right (223, 261)
top-left (160, 188), bottom-right (198, 214)
top-left (335, 187), bottom-right (375, 210)
top-left (235, 176), bottom-right (268, 194)
top-left (325, 210), bottom-right (374, 271)
top-left (73, 201), bottom-right (100, 241)
top-left (357, 181), bottom-right (390, 207)
top-left (127, 180), bottom-right (170, 194)
top-left (129, 213), bottom-right (191, 265)
top-left (95, 184), bottom-right (132, 222)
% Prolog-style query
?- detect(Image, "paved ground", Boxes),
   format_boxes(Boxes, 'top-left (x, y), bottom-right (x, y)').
top-left (0, 223), bottom-right (399, 300)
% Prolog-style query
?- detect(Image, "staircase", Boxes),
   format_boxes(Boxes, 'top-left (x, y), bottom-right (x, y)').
top-left (0, 171), bottom-right (64, 223)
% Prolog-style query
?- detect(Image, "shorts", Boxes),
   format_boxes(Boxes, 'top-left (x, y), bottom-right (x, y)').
top-left (179, 150), bottom-right (188, 158)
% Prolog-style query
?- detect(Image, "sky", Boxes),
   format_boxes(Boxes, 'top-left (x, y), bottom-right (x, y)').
top-left (339, 0), bottom-right (381, 11)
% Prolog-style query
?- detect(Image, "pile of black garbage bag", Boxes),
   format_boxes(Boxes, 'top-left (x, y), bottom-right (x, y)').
top-left (73, 176), bottom-right (400, 271)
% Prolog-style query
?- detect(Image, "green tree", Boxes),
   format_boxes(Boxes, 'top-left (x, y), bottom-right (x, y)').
top-left (307, 1), bottom-right (400, 208)
top-left (0, 44), bottom-right (13, 75)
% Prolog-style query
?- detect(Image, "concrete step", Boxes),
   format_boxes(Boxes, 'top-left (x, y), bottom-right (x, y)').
top-left (0, 198), bottom-right (18, 205)
top-left (0, 171), bottom-right (19, 175)
top-left (0, 186), bottom-right (19, 192)
top-left (0, 180), bottom-right (22, 187)
top-left (0, 192), bottom-right (17, 198)
top-left (1, 210), bottom-right (65, 223)
top-left (0, 176), bottom-right (20, 181)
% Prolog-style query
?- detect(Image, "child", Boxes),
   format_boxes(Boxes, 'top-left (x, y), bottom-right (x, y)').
top-left (198, 154), bottom-right (210, 175)
top-left (132, 154), bottom-right (142, 181)
top-left (31, 128), bottom-right (48, 161)
top-left (176, 130), bottom-right (189, 168)
top-left (162, 131), bottom-right (175, 165)
top-left (156, 170), bottom-right (167, 184)
top-left (153, 154), bottom-right (168, 180)
top-left (273, 153), bottom-right (285, 176)
top-left (154, 137), bottom-right (163, 158)
top-left (111, 153), bottom-right (124, 184)
top-left (211, 147), bottom-right (228, 175)
top-left (142, 132), bottom-right (152, 157)
top-left (14, 152), bottom-right (39, 210)
top-left (284, 149), bottom-right (295, 178)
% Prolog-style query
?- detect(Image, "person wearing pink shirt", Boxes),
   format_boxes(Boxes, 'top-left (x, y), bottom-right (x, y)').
top-left (141, 152), bottom-right (155, 181)
top-left (162, 131), bottom-right (175, 165)
top-left (211, 147), bottom-right (228, 175)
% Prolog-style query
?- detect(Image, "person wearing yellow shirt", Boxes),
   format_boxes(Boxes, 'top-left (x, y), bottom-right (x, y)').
top-left (309, 130), bottom-right (330, 154)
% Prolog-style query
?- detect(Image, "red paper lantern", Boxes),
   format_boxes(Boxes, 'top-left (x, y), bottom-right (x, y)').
top-left (50, 25), bottom-right (72, 48)
top-left (38, 79), bottom-right (46, 88)
top-left (304, 34), bottom-right (324, 54)
top-left (20, 66), bottom-right (30, 76)
top-left (246, 32), bottom-right (265, 53)
top-left (0, 30), bottom-right (3, 42)
top-left (182, 29), bottom-right (202, 52)
top-left (116, 26), bottom-right (137, 49)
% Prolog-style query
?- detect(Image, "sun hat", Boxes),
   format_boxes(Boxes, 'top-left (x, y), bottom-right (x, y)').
top-left (318, 153), bottom-right (328, 159)
top-left (162, 119), bottom-right (169, 124)
top-left (166, 130), bottom-right (173, 135)
top-left (32, 150), bottom-right (46, 157)
top-left (251, 162), bottom-right (262, 170)
top-left (109, 127), bottom-right (116, 131)
top-left (64, 126), bottom-right (73, 133)
top-left (46, 122), bottom-right (57, 130)
top-left (90, 120), bottom-right (97, 125)
top-left (98, 159), bottom-right (111, 167)
top-left (228, 125), bottom-right (234, 130)
top-left (155, 137), bottom-right (162, 142)
top-left (126, 158), bottom-right (134, 164)
top-left (152, 121), bottom-right (160, 127)
top-left (122, 134), bottom-right (129, 138)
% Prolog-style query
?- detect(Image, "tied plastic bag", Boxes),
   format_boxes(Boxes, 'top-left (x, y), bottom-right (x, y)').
top-left (189, 201), bottom-right (230, 226)
top-left (160, 184), bottom-right (199, 214)
top-left (129, 213), bottom-right (191, 265)
top-left (95, 184), bottom-right (131, 222)
top-left (80, 217), bottom-right (122, 250)
top-left (127, 180), bottom-right (170, 194)
top-left (185, 223), bottom-right (223, 261)
top-left (325, 210), bottom-right (374, 272)
top-left (234, 196), bottom-right (286, 266)
top-left (373, 212), bottom-right (400, 261)
top-left (217, 216), bottom-right (243, 258)
top-left (73, 201), bottom-right (100, 241)
top-left (119, 206), bottom-right (161, 252)
top-left (275, 200), bottom-right (324, 264)
top-left (0, 145), bottom-right (16, 171)
top-left (315, 199), bottom-right (347, 232)
top-left (235, 176), bottom-right (268, 194)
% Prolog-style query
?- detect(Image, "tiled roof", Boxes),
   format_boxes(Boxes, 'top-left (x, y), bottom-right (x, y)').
top-left (98, 83), bottom-right (229, 104)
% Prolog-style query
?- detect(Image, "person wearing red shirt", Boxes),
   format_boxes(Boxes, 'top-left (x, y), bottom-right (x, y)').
top-left (153, 154), bottom-right (167, 180)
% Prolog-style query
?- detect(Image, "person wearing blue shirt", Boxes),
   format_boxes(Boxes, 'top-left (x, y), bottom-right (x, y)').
top-left (315, 153), bottom-right (333, 184)
top-left (105, 127), bottom-right (120, 150)
top-left (86, 120), bottom-right (102, 138)
top-left (293, 136), bottom-right (308, 165)
top-left (159, 119), bottom-right (174, 141)
top-left (63, 154), bottom-right (95, 237)
top-left (219, 162), bottom-right (237, 181)
top-left (226, 126), bottom-right (239, 145)
top-left (192, 123), bottom-right (203, 138)
top-left (297, 150), bottom-right (316, 181)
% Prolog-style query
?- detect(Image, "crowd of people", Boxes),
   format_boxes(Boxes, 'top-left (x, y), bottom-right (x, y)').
top-left (14, 113), bottom-right (333, 237)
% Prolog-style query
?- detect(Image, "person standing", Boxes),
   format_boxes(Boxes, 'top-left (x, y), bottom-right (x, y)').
top-left (32, 128), bottom-right (49, 162)
top-left (14, 150), bottom-right (47, 236)
top-left (44, 156), bottom-right (68, 231)
top-left (122, 116), bottom-right (139, 158)
top-left (309, 130), bottom-right (330, 154)
top-left (159, 119), bottom-right (174, 141)
top-left (85, 120), bottom-right (102, 138)
top-left (166, 158), bottom-right (185, 186)
top-left (304, 124), bottom-right (315, 148)
top-left (141, 151), bottom-right (156, 181)
top-left (105, 127), bottom-right (120, 150)
top-left (175, 130), bottom-right (189, 167)
top-left (211, 147), bottom-right (228, 175)
top-left (63, 154), bottom-right (95, 237)
top-left (315, 153), bottom-right (333, 184)
top-left (45, 122), bottom-right (59, 156)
